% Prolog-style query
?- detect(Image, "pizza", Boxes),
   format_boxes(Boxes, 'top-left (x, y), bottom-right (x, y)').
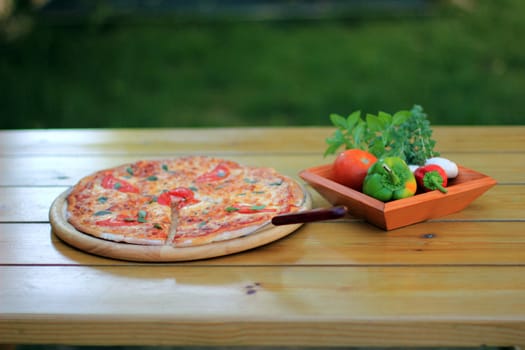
top-left (66, 156), bottom-right (307, 247)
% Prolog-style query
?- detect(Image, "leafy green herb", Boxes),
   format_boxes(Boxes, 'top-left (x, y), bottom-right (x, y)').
top-left (225, 205), bottom-right (267, 212)
top-left (114, 182), bottom-right (122, 190)
top-left (162, 164), bottom-right (169, 172)
top-left (147, 175), bottom-right (158, 181)
top-left (401, 105), bottom-right (439, 165)
top-left (126, 167), bottom-right (134, 176)
top-left (153, 223), bottom-right (163, 230)
top-left (137, 210), bottom-right (147, 223)
top-left (198, 221), bottom-right (207, 228)
top-left (94, 210), bottom-right (112, 216)
top-left (97, 196), bottom-right (108, 203)
top-left (324, 105), bottom-right (439, 165)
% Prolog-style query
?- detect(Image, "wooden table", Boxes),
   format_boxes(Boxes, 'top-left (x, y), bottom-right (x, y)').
top-left (0, 126), bottom-right (524, 348)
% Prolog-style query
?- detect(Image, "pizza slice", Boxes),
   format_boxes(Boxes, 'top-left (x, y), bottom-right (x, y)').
top-left (67, 170), bottom-right (172, 245)
top-left (168, 164), bottom-right (307, 247)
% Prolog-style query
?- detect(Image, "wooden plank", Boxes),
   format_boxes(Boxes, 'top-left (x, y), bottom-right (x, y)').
top-left (2, 222), bottom-right (525, 266)
top-left (0, 187), bottom-right (65, 222)
top-left (447, 152), bottom-right (525, 184)
top-left (2, 318), bottom-right (523, 348)
top-left (0, 128), bottom-right (328, 156)
top-left (227, 221), bottom-right (525, 266)
top-left (0, 152), bottom-right (521, 187)
top-left (0, 154), bottom-right (325, 187)
top-left (1, 126), bottom-right (524, 156)
top-left (433, 126), bottom-right (525, 152)
top-left (0, 184), bottom-right (519, 223)
top-left (0, 265), bottom-right (524, 346)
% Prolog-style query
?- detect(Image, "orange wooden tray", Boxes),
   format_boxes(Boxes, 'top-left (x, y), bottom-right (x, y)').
top-left (300, 164), bottom-right (497, 230)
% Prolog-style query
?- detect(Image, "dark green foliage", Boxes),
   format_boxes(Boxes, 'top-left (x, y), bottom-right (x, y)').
top-left (1, 1), bottom-right (525, 128)
top-left (324, 105), bottom-right (438, 164)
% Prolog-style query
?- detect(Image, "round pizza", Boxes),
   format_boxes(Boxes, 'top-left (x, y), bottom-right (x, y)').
top-left (66, 156), bottom-right (307, 247)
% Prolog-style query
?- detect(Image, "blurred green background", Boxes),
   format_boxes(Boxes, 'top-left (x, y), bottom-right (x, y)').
top-left (1, 0), bottom-right (524, 129)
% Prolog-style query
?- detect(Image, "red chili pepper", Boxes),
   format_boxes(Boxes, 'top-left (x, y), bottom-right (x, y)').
top-left (101, 174), bottom-right (139, 193)
top-left (157, 187), bottom-right (199, 208)
top-left (195, 163), bottom-right (230, 183)
top-left (414, 164), bottom-right (448, 193)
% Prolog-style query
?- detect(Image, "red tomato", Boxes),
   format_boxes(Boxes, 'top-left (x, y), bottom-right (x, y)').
top-left (332, 149), bottom-right (377, 191)
top-left (157, 187), bottom-right (199, 208)
top-left (101, 174), bottom-right (139, 193)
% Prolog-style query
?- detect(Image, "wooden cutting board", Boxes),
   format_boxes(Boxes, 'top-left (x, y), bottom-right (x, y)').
top-left (49, 188), bottom-right (311, 262)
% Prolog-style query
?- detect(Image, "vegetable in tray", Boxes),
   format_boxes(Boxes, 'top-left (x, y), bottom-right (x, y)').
top-left (362, 157), bottom-right (417, 201)
top-left (414, 164), bottom-right (448, 193)
top-left (324, 104), bottom-right (460, 202)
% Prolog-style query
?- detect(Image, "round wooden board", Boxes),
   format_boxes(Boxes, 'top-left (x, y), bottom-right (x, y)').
top-left (49, 188), bottom-right (311, 262)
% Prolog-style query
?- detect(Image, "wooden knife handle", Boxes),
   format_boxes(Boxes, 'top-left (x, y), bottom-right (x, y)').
top-left (271, 206), bottom-right (348, 226)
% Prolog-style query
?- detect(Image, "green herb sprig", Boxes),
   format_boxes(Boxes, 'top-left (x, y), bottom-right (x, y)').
top-left (324, 105), bottom-right (439, 165)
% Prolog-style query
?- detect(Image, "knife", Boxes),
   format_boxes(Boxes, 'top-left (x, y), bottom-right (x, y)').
top-left (271, 206), bottom-right (348, 226)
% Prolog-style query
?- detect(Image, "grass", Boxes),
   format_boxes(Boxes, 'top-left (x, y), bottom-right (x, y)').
top-left (1, 0), bottom-right (525, 129)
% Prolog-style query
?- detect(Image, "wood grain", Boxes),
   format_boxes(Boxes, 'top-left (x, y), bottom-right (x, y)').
top-left (0, 154), bottom-right (324, 186)
top-left (0, 187), bottom-right (65, 222)
top-left (0, 127), bottom-right (524, 347)
top-left (2, 318), bottom-right (524, 347)
top-left (1, 152), bottom-right (522, 187)
top-left (2, 221), bottom-right (525, 266)
top-left (1, 265), bottom-right (524, 346)
top-left (1, 126), bottom-right (524, 156)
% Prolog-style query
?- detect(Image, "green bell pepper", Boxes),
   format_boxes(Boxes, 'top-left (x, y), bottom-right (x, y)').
top-left (362, 157), bottom-right (417, 201)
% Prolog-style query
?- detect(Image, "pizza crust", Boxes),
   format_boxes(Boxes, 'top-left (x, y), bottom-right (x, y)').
top-left (173, 224), bottom-right (264, 247)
